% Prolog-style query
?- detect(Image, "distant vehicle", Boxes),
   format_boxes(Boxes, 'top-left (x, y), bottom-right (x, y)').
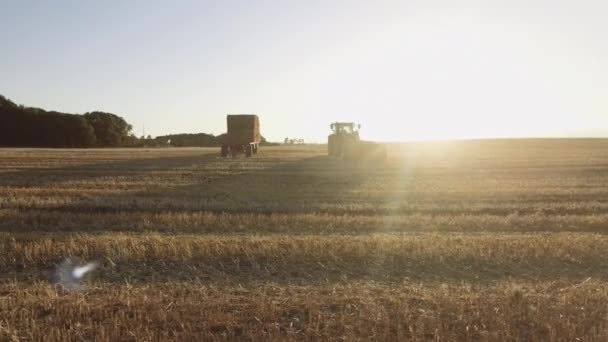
top-left (328, 122), bottom-right (360, 157)
top-left (328, 122), bottom-right (387, 161)
top-left (221, 114), bottom-right (261, 157)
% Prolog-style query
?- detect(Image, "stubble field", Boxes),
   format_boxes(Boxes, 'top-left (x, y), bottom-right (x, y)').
top-left (1, 140), bottom-right (608, 341)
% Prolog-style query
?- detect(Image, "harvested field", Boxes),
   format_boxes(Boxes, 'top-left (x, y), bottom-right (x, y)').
top-left (1, 140), bottom-right (608, 340)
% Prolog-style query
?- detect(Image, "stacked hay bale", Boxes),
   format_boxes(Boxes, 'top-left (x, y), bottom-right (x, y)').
top-left (225, 115), bottom-right (261, 145)
top-left (221, 115), bottom-right (261, 157)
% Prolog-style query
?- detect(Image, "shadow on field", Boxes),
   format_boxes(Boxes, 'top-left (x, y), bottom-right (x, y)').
top-left (6, 246), bottom-right (608, 286)
top-left (0, 152), bottom-right (221, 187)
top-left (4, 146), bottom-right (608, 234)
top-left (0, 150), bottom-right (387, 232)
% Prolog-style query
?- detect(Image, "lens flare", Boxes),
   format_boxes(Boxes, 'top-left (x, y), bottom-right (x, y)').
top-left (72, 262), bottom-right (98, 279)
top-left (55, 258), bottom-right (98, 291)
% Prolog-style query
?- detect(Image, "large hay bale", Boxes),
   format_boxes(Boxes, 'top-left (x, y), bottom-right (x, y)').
top-left (224, 115), bottom-right (261, 144)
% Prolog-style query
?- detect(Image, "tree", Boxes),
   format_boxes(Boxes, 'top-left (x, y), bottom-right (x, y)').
top-left (0, 94), bottom-right (132, 148)
top-left (84, 112), bottom-right (133, 147)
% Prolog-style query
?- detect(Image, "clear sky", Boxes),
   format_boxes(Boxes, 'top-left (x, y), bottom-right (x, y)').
top-left (1, 0), bottom-right (607, 142)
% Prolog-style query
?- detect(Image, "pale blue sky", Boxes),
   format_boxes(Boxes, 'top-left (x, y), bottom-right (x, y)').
top-left (1, 0), bottom-right (607, 142)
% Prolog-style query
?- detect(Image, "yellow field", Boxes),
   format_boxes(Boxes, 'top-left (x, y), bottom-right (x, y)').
top-left (1, 140), bottom-right (608, 341)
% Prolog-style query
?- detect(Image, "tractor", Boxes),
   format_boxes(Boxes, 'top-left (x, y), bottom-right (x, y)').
top-left (328, 122), bottom-right (387, 161)
top-left (328, 122), bottom-right (360, 157)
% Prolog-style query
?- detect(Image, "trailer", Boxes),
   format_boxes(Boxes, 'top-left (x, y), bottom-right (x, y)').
top-left (221, 114), bottom-right (261, 157)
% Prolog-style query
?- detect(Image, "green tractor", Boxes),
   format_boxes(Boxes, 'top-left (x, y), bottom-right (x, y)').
top-left (328, 122), bottom-right (387, 161)
top-left (328, 122), bottom-right (360, 157)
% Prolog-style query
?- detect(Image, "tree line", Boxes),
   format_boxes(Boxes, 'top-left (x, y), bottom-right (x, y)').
top-left (0, 95), bottom-right (133, 147)
top-left (0, 94), bottom-right (277, 148)
top-left (151, 133), bottom-right (274, 147)
top-left (153, 132), bottom-right (218, 147)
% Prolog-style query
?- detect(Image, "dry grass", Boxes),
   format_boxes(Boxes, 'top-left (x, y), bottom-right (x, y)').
top-left (2, 281), bottom-right (608, 341)
top-left (1, 140), bottom-right (608, 340)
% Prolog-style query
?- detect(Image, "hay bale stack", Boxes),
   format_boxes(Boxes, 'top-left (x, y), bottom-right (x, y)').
top-left (224, 115), bottom-right (261, 145)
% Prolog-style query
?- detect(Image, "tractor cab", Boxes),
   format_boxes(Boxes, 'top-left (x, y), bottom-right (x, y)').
top-left (330, 122), bottom-right (360, 137)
